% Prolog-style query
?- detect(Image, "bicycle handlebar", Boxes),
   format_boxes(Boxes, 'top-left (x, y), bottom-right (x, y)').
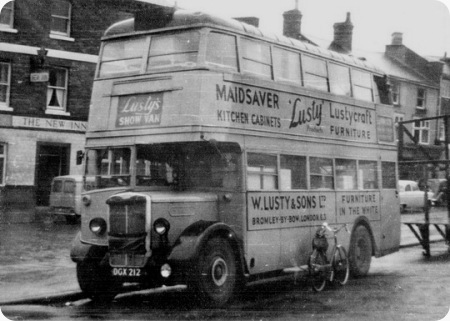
top-left (321, 222), bottom-right (349, 235)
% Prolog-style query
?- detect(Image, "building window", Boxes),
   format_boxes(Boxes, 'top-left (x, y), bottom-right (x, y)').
top-left (391, 81), bottom-right (400, 105)
top-left (51, 0), bottom-right (71, 37)
top-left (46, 67), bottom-right (68, 112)
top-left (440, 121), bottom-right (446, 142)
top-left (0, 1), bottom-right (14, 30)
top-left (0, 62), bottom-right (11, 109)
top-left (416, 88), bottom-right (426, 109)
top-left (0, 143), bottom-right (6, 185)
top-left (413, 119), bottom-right (430, 144)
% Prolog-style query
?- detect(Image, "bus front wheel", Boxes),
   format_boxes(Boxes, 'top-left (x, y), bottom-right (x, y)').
top-left (193, 237), bottom-right (237, 307)
top-left (77, 260), bottom-right (118, 302)
top-left (349, 225), bottom-right (372, 277)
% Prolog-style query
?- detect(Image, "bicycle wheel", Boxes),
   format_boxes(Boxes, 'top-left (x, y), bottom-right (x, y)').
top-left (331, 246), bottom-right (349, 286)
top-left (309, 250), bottom-right (327, 292)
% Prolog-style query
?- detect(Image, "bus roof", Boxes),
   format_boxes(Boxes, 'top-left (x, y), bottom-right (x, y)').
top-left (104, 8), bottom-right (383, 74)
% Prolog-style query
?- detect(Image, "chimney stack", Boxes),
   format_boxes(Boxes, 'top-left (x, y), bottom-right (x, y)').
top-left (391, 32), bottom-right (403, 45)
top-left (282, 0), bottom-right (302, 39)
top-left (330, 12), bottom-right (353, 53)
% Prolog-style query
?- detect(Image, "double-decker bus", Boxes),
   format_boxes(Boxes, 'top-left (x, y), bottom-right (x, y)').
top-left (70, 6), bottom-right (400, 306)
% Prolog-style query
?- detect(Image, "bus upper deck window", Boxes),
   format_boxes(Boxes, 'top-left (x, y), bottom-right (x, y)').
top-left (302, 55), bottom-right (329, 92)
top-left (147, 31), bottom-right (200, 70)
top-left (273, 48), bottom-right (301, 84)
top-left (241, 39), bottom-right (272, 79)
top-left (329, 63), bottom-right (351, 97)
top-left (352, 69), bottom-right (373, 102)
top-left (374, 75), bottom-right (392, 105)
top-left (99, 38), bottom-right (145, 77)
top-left (206, 32), bottom-right (238, 71)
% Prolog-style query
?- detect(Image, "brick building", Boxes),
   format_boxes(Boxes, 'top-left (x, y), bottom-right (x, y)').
top-left (0, 0), bottom-right (164, 223)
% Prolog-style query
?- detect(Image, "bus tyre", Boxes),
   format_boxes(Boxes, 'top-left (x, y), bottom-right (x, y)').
top-left (349, 225), bottom-right (372, 277)
top-left (76, 260), bottom-right (118, 302)
top-left (194, 237), bottom-right (237, 307)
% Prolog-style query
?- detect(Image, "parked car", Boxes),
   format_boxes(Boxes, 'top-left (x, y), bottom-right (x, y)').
top-left (398, 180), bottom-right (434, 212)
top-left (49, 175), bottom-right (93, 223)
top-left (427, 178), bottom-right (447, 206)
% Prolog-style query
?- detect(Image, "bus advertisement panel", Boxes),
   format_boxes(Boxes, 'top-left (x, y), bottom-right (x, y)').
top-left (214, 83), bottom-right (377, 143)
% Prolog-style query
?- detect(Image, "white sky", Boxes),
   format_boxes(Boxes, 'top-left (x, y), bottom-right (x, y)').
top-left (0, 0), bottom-right (448, 57)
top-left (172, 0), bottom-right (450, 58)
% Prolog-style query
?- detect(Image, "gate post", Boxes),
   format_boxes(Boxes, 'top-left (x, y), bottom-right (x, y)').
top-left (445, 116), bottom-right (450, 249)
top-left (423, 166), bottom-right (430, 257)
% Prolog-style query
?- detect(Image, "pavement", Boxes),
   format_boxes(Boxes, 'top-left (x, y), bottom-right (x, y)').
top-left (0, 207), bottom-right (449, 306)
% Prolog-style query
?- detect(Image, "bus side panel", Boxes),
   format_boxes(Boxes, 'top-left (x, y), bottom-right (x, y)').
top-left (246, 230), bottom-right (281, 273)
top-left (247, 191), bottom-right (334, 272)
top-left (218, 192), bottom-right (246, 243)
top-left (280, 227), bottom-right (311, 268)
top-left (335, 191), bottom-right (382, 254)
top-left (379, 189), bottom-right (401, 255)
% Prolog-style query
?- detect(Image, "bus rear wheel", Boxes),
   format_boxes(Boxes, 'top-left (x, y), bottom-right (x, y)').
top-left (77, 260), bottom-right (118, 302)
top-left (349, 225), bottom-right (372, 277)
top-left (193, 237), bottom-right (237, 307)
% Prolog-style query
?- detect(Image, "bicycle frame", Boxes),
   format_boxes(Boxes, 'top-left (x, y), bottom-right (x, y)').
top-left (309, 222), bottom-right (350, 291)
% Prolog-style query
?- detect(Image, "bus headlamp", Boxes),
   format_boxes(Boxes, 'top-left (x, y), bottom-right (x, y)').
top-left (153, 218), bottom-right (170, 236)
top-left (89, 218), bottom-right (107, 236)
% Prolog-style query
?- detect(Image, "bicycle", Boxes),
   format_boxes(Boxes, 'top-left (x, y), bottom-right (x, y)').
top-left (309, 222), bottom-right (350, 292)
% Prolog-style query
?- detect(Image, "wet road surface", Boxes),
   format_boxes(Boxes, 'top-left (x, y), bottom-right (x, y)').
top-left (2, 243), bottom-right (450, 321)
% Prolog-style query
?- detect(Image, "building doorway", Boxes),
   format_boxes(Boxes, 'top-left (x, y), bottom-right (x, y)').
top-left (36, 143), bottom-right (70, 206)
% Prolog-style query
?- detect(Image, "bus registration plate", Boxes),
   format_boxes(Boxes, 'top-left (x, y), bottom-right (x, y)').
top-left (112, 267), bottom-right (141, 277)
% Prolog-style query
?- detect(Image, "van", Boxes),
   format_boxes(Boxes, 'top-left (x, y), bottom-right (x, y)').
top-left (49, 175), bottom-right (92, 223)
